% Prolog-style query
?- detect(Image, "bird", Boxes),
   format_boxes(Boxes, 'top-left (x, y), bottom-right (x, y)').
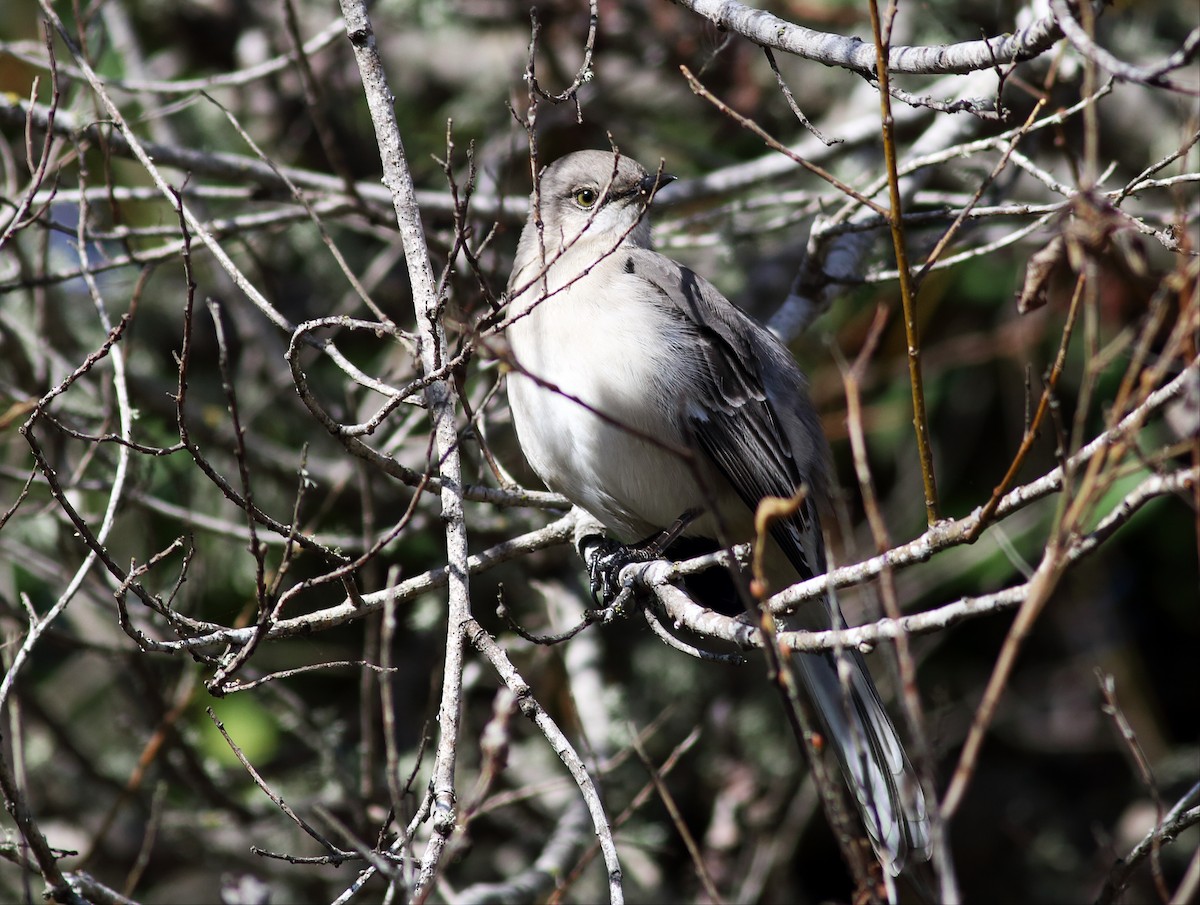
top-left (503, 149), bottom-right (931, 878)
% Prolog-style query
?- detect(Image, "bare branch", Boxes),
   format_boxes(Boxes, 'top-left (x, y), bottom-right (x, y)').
top-left (670, 0), bottom-right (1062, 75)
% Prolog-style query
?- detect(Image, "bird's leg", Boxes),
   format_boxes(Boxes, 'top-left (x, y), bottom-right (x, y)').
top-left (582, 509), bottom-right (702, 606)
top-left (650, 507), bottom-right (701, 553)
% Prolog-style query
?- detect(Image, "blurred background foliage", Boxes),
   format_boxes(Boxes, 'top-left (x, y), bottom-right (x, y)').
top-left (0, 0), bottom-right (1197, 903)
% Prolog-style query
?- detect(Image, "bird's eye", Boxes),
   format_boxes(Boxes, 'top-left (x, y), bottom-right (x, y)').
top-left (573, 187), bottom-right (598, 208)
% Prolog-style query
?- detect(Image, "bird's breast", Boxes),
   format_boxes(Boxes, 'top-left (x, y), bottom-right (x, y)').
top-left (506, 270), bottom-right (714, 540)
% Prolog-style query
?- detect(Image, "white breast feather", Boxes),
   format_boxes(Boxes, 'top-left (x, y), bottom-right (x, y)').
top-left (508, 259), bottom-right (713, 540)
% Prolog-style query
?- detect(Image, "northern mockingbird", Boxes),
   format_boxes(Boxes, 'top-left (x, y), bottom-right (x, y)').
top-left (505, 150), bottom-right (931, 877)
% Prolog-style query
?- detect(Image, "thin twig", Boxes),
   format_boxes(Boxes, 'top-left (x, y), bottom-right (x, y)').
top-left (839, 307), bottom-right (959, 902)
top-left (1097, 671), bottom-right (1170, 902)
top-left (682, 65), bottom-right (888, 217)
top-left (867, 0), bottom-right (939, 524)
top-left (630, 731), bottom-right (724, 903)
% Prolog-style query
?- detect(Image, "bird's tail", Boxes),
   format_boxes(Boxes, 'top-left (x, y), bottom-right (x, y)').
top-left (791, 646), bottom-right (932, 877)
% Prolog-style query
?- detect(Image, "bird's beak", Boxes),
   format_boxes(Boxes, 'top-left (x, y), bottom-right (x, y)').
top-left (640, 171), bottom-right (677, 198)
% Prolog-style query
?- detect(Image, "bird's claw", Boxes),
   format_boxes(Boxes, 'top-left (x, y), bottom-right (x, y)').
top-left (582, 535), bottom-right (660, 607)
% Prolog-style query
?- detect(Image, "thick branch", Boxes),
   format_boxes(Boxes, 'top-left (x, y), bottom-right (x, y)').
top-left (669, 0), bottom-right (1062, 76)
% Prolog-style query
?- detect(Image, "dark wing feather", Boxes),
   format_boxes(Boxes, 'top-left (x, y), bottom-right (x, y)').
top-left (629, 250), bottom-right (932, 873)
top-left (632, 252), bottom-right (825, 580)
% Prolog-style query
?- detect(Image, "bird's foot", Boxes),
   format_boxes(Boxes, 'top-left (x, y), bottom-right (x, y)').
top-left (580, 535), bottom-right (663, 607)
top-left (579, 510), bottom-right (702, 607)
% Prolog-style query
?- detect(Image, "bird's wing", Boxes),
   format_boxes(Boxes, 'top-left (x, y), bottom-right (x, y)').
top-left (627, 249), bottom-right (827, 581)
top-left (628, 252), bottom-right (931, 874)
